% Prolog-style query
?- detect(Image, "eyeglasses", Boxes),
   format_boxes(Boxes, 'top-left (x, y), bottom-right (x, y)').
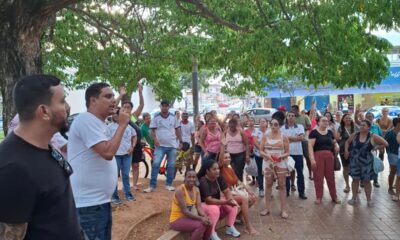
top-left (50, 146), bottom-right (73, 176)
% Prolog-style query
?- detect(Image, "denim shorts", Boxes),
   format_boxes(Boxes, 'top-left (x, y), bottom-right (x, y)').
top-left (194, 144), bottom-right (202, 154)
top-left (388, 153), bottom-right (398, 166)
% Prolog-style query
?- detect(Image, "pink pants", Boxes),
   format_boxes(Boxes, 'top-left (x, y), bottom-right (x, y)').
top-left (170, 217), bottom-right (211, 240)
top-left (201, 202), bottom-right (238, 235)
top-left (313, 150), bottom-right (337, 200)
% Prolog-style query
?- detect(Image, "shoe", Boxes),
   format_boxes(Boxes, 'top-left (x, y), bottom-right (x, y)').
top-left (144, 187), bottom-right (155, 193)
top-left (286, 191), bottom-right (290, 197)
top-left (226, 225), bottom-right (241, 237)
top-left (391, 195), bottom-right (400, 202)
top-left (260, 209), bottom-right (270, 216)
top-left (367, 200), bottom-right (375, 207)
top-left (291, 185), bottom-right (296, 192)
top-left (165, 185), bottom-right (176, 191)
top-left (343, 187), bottom-right (350, 193)
top-left (210, 232), bottom-right (222, 240)
top-left (281, 211), bottom-right (289, 219)
top-left (373, 182), bottom-right (380, 188)
top-left (259, 190), bottom-right (265, 197)
top-left (111, 196), bottom-right (122, 205)
top-left (347, 198), bottom-right (359, 206)
top-left (126, 193), bottom-right (136, 202)
top-left (299, 194), bottom-right (308, 200)
top-left (332, 199), bottom-right (341, 204)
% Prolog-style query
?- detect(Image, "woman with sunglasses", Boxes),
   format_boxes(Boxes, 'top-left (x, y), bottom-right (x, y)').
top-left (324, 112), bottom-right (337, 132)
top-left (309, 116), bottom-right (341, 205)
top-left (345, 120), bottom-right (388, 207)
top-left (259, 118), bottom-right (290, 218)
top-left (336, 114), bottom-right (359, 193)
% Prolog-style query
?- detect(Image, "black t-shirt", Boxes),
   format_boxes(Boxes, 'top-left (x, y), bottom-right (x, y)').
top-left (199, 176), bottom-right (228, 202)
top-left (309, 129), bottom-right (334, 151)
top-left (0, 132), bottom-right (82, 240)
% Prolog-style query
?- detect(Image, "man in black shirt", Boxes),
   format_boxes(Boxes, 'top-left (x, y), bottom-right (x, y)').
top-left (0, 75), bottom-right (82, 239)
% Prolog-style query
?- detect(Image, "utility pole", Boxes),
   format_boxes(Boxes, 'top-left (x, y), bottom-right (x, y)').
top-left (192, 56), bottom-right (199, 121)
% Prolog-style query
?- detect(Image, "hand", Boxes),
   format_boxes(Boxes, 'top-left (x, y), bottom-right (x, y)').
top-left (118, 108), bottom-right (130, 126)
top-left (154, 138), bottom-right (160, 147)
top-left (127, 146), bottom-right (134, 155)
top-left (334, 144), bottom-right (339, 154)
top-left (137, 82), bottom-right (143, 93)
top-left (200, 216), bottom-right (211, 226)
top-left (310, 159), bottom-right (317, 170)
top-left (119, 86), bottom-right (127, 96)
top-left (226, 198), bottom-right (238, 207)
top-left (204, 151), bottom-right (209, 158)
top-left (245, 155), bottom-right (250, 163)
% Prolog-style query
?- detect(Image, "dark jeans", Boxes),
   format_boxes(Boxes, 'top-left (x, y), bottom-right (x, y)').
top-left (77, 203), bottom-right (112, 240)
top-left (255, 155), bottom-right (264, 190)
top-left (230, 151), bottom-right (246, 182)
top-left (286, 155), bottom-right (305, 195)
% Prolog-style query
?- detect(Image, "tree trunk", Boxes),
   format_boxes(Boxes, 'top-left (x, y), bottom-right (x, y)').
top-left (0, 1), bottom-right (78, 135)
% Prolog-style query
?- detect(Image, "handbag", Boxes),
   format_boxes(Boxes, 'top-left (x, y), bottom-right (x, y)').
top-left (244, 157), bottom-right (258, 176)
top-left (231, 184), bottom-right (248, 198)
top-left (187, 205), bottom-right (198, 216)
top-left (287, 156), bottom-right (295, 172)
top-left (373, 155), bottom-right (384, 174)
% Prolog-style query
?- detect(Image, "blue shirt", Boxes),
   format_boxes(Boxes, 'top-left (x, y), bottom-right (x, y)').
top-left (384, 130), bottom-right (399, 155)
top-left (370, 123), bottom-right (382, 136)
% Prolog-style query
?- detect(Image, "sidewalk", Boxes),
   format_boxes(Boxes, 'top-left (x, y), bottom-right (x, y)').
top-left (218, 161), bottom-right (400, 240)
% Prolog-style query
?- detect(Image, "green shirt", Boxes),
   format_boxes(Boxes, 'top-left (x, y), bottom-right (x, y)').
top-left (141, 123), bottom-right (154, 148)
top-left (295, 115), bottom-right (311, 140)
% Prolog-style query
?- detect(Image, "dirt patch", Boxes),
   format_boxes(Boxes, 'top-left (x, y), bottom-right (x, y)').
top-left (112, 179), bottom-right (182, 240)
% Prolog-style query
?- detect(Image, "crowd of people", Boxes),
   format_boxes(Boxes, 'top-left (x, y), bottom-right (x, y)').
top-left (0, 74), bottom-right (399, 240)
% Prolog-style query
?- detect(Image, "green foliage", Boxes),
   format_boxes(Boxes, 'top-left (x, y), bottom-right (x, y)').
top-left (42, 0), bottom-right (399, 99)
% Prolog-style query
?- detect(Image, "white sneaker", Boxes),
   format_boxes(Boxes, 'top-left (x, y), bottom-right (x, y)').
top-left (143, 187), bottom-right (155, 193)
top-left (226, 225), bottom-right (240, 237)
top-left (259, 190), bottom-right (265, 197)
top-left (210, 232), bottom-right (221, 240)
top-left (165, 186), bottom-right (175, 191)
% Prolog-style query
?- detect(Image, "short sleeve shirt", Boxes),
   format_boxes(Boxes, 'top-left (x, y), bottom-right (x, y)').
top-left (280, 124), bottom-right (305, 155)
top-left (252, 128), bottom-right (267, 157)
top-left (295, 115), bottom-right (311, 139)
top-left (141, 123), bottom-right (154, 148)
top-left (150, 112), bottom-right (180, 148)
top-left (309, 129), bottom-right (335, 151)
top-left (199, 176), bottom-right (228, 202)
top-left (0, 132), bottom-right (82, 239)
top-left (180, 121), bottom-right (195, 146)
top-left (106, 122), bottom-right (136, 155)
top-left (67, 112), bottom-right (118, 208)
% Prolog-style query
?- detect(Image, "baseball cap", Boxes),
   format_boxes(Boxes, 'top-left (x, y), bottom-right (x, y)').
top-left (160, 99), bottom-right (170, 105)
top-left (277, 105), bottom-right (286, 111)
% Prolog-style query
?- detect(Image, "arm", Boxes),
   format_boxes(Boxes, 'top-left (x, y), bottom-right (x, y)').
top-left (259, 135), bottom-right (272, 161)
top-left (344, 133), bottom-right (356, 160)
top-left (92, 112), bottom-right (130, 160)
top-left (127, 136), bottom-right (137, 155)
top-left (396, 132), bottom-right (400, 145)
top-left (175, 127), bottom-right (183, 144)
top-left (199, 127), bottom-right (207, 153)
top-left (151, 128), bottom-right (159, 147)
top-left (354, 104), bottom-right (361, 126)
top-left (190, 133), bottom-right (195, 149)
top-left (241, 130), bottom-right (250, 163)
top-left (132, 83), bottom-right (144, 118)
top-left (175, 189), bottom-right (203, 220)
top-left (308, 138), bottom-right (316, 169)
top-left (280, 135), bottom-right (290, 159)
top-left (217, 143), bottom-right (225, 168)
top-left (0, 223), bottom-right (27, 240)
top-left (253, 136), bottom-right (260, 150)
top-left (372, 134), bottom-right (389, 148)
top-left (115, 86), bottom-right (126, 107)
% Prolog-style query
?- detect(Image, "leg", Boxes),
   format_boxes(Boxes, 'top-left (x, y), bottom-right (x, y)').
top-left (234, 195), bottom-right (258, 234)
top-left (201, 204), bottom-right (220, 235)
top-left (293, 155), bottom-right (305, 196)
top-left (255, 156), bottom-right (264, 191)
top-left (219, 204), bottom-right (238, 227)
top-left (324, 152), bottom-right (338, 201)
top-left (131, 163), bottom-right (140, 189)
top-left (121, 155), bottom-right (133, 197)
top-left (340, 154), bottom-right (350, 191)
top-left (290, 170), bottom-right (296, 189)
top-left (351, 179), bottom-right (360, 200)
top-left (364, 180), bottom-right (372, 202)
top-left (193, 153), bottom-right (200, 171)
top-left (389, 165), bottom-right (397, 194)
top-left (166, 147), bottom-right (177, 187)
top-left (149, 147), bottom-right (166, 188)
top-left (230, 152), bottom-right (246, 182)
top-left (313, 151), bottom-right (325, 202)
top-left (275, 167), bottom-right (288, 217)
top-left (261, 169), bottom-right (273, 215)
top-left (77, 203), bottom-right (112, 240)
top-left (113, 156), bottom-right (123, 199)
top-left (170, 217), bottom-right (208, 240)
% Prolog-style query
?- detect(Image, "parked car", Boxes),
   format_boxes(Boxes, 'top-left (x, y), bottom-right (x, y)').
top-left (366, 105), bottom-right (400, 120)
top-left (242, 108), bottom-right (277, 124)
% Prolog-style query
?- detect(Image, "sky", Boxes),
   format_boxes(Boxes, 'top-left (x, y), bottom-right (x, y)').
top-left (372, 29), bottom-right (400, 46)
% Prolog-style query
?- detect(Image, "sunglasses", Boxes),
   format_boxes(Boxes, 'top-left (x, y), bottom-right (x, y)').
top-left (50, 146), bottom-right (73, 176)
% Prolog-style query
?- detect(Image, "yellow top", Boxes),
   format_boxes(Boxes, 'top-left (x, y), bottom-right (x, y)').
top-left (169, 184), bottom-right (198, 223)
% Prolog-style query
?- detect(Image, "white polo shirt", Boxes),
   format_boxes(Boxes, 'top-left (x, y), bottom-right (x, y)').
top-left (280, 123), bottom-right (305, 156)
top-left (150, 112), bottom-right (180, 148)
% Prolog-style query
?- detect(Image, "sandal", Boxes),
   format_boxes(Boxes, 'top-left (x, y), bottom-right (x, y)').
top-left (392, 195), bottom-right (400, 202)
top-left (244, 228), bottom-right (260, 236)
top-left (332, 199), bottom-right (342, 204)
top-left (260, 209), bottom-right (270, 216)
top-left (281, 211), bottom-right (289, 219)
top-left (343, 187), bottom-right (350, 193)
top-left (291, 185), bottom-right (296, 192)
top-left (314, 199), bottom-right (322, 205)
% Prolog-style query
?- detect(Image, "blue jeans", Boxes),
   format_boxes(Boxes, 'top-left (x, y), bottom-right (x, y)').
top-left (286, 155), bottom-right (305, 195)
top-left (255, 155), bottom-right (264, 191)
top-left (150, 146), bottom-right (177, 188)
top-left (113, 154), bottom-right (132, 198)
top-left (77, 203), bottom-right (112, 240)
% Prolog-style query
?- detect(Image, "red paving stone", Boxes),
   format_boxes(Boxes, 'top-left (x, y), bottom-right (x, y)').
top-left (217, 160), bottom-right (400, 240)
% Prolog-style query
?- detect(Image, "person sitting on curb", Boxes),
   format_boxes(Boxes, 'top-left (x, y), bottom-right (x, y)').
top-left (218, 142), bottom-right (259, 236)
top-left (197, 160), bottom-right (241, 240)
top-left (169, 169), bottom-right (212, 240)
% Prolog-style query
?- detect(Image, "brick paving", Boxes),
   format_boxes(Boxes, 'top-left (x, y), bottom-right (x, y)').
top-left (217, 160), bottom-right (400, 240)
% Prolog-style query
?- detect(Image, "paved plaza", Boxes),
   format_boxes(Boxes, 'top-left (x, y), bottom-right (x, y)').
top-left (217, 161), bottom-right (400, 240)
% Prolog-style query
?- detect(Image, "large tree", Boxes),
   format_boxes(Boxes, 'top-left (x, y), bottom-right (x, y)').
top-left (1, 0), bottom-right (399, 133)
